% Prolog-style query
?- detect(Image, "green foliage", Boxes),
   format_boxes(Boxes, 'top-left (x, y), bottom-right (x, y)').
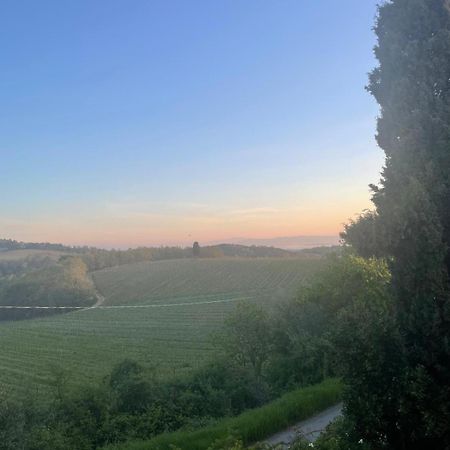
top-left (0, 395), bottom-right (27, 450)
top-left (215, 255), bottom-right (395, 415)
top-left (267, 256), bottom-right (391, 390)
top-left (81, 245), bottom-right (294, 271)
top-left (331, 286), bottom-right (402, 447)
top-left (177, 360), bottom-right (269, 417)
top-left (105, 379), bottom-right (342, 450)
top-left (0, 253), bottom-right (57, 278)
top-left (0, 359), bottom-right (335, 450)
top-left (341, 1), bottom-right (450, 448)
top-left (109, 360), bottom-right (155, 414)
top-left (297, 255), bottom-right (390, 321)
top-left (0, 256), bottom-right (95, 321)
top-left (220, 303), bottom-right (272, 379)
top-left (288, 254), bottom-right (403, 449)
top-left (0, 239), bottom-right (76, 253)
top-left (340, 210), bottom-right (384, 258)
top-left (305, 417), bottom-right (372, 450)
top-left (81, 247), bottom-right (189, 271)
top-left (260, 255), bottom-right (400, 448)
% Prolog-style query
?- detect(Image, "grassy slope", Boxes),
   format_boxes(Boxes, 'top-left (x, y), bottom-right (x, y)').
top-left (105, 379), bottom-right (342, 450)
top-left (93, 257), bottom-right (322, 307)
top-left (0, 257), bottom-right (324, 399)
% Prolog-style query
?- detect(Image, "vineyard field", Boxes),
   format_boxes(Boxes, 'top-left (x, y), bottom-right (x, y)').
top-left (92, 257), bottom-right (323, 306)
top-left (0, 257), bottom-right (325, 399)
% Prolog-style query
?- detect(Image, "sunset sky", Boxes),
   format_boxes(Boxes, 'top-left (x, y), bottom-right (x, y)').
top-left (1, 0), bottom-right (383, 248)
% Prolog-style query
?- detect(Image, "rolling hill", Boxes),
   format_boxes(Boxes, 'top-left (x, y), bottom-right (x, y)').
top-left (0, 256), bottom-right (325, 399)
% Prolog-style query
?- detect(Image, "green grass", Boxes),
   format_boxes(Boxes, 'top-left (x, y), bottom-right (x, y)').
top-left (0, 257), bottom-right (325, 399)
top-left (105, 378), bottom-right (343, 450)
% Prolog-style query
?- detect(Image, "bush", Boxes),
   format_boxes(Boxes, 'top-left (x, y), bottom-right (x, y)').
top-left (104, 378), bottom-right (342, 450)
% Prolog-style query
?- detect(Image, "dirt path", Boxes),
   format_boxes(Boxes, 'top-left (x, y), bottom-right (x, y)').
top-left (263, 403), bottom-right (343, 447)
top-left (87, 274), bottom-right (105, 309)
top-left (90, 290), bottom-right (106, 308)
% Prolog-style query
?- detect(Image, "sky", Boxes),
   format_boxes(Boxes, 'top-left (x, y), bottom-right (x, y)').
top-left (1, 0), bottom-right (383, 248)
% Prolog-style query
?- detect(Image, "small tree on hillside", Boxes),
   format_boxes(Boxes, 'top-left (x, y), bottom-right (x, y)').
top-left (220, 303), bottom-right (271, 379)
top-left (193, 241), bottom-right (200, 257)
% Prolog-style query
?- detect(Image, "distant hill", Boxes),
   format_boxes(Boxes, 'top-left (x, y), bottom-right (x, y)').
top-left (1, 238), bottom-right (337, 276)
top-left (0, 249), bottom-right (67, 262)
top-left (0, 238), bottom-right (295, 274)
top-left (201, 243), bottom-right (292, 258)
top-left (207, 235), bottom-right (340, 250)
top-left (297, 245), bottom-right (342, 256)
top-left (0, 238), bottom-right (82, 253)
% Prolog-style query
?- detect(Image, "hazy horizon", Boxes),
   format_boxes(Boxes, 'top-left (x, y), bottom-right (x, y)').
top-left (1, 0), bottom-right (382, 247)
top-left (1, 233), bottom-right (340, 251)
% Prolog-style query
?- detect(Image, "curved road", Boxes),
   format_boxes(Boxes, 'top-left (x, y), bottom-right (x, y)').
top-left (263, 403), bottom-right (342, 447)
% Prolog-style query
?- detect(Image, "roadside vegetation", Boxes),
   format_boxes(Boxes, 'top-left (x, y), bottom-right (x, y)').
top-left (105, 379), bottom-right (341, 450)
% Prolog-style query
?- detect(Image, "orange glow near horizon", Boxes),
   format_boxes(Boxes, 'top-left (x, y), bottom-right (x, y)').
top-left (1, 193), bottom-right (372, 248)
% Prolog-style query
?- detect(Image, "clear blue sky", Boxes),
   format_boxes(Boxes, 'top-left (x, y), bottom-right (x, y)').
top-left (1, 0), bottom-right (383, 248)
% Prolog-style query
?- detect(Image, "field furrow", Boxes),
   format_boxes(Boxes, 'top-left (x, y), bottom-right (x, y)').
top-left (0, 257), bottom-right (325, 399)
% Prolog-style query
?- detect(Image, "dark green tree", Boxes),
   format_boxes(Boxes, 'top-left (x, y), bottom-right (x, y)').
top-left (220, 303), bottom-right (271, 379)
top-left (344, 1), bottom-right (450, 448)
top-left (341, 210), bottom-right (385, 258)
top-left (193, 241), bottom-right (200, 257)
top-left (109, 360), bottom-right (153, 414)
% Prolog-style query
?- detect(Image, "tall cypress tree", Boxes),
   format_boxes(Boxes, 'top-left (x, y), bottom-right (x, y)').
top-left (345, 1), bottom-right (450, 448)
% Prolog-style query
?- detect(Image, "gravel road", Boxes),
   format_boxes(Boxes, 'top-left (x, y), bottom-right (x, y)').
top-left (263, 403), bottom-right (343, 447)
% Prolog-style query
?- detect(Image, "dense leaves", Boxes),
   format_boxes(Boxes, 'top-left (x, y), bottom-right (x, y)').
top-left (0, 256), bottom-right (95, 321)
top-left (0, 358), bottom-right (273, 450)
top-left (342, 1), bottom-right (450, 448)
